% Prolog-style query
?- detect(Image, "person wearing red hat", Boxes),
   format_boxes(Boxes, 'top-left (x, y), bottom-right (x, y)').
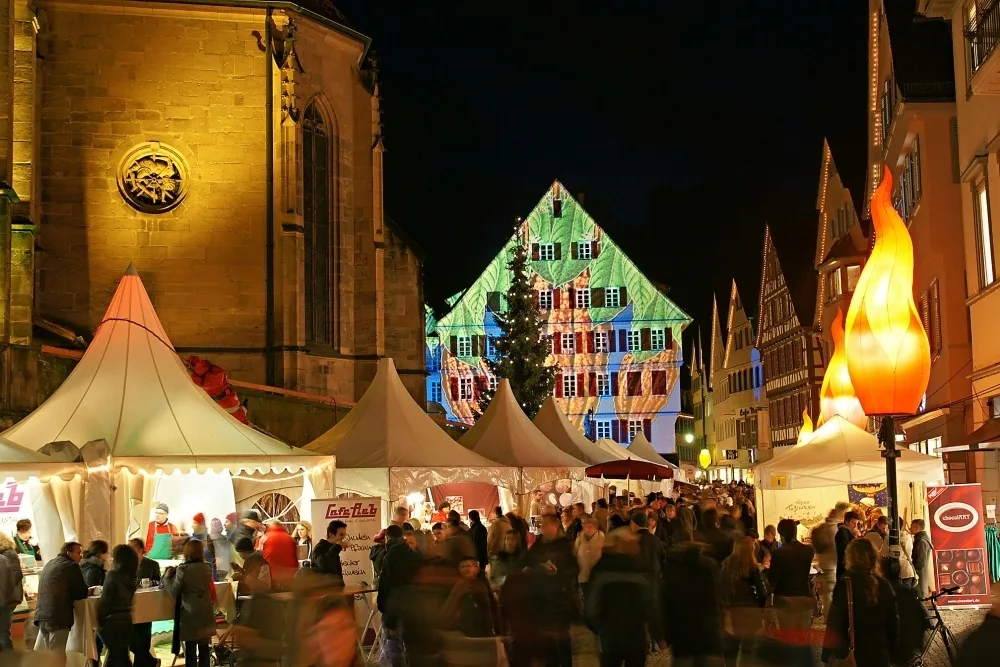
top-left (259, 519), bottom-right (298, 590)
top-left (191, 513), bottom-right (217, 579)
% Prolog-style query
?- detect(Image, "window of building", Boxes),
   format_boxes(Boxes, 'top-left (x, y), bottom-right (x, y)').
top-left (605, 287), bottom-right (621, 308)
top-left (879, 78), bottom-right (894, 145)
top-left (456, 336), bottom-right (472, 357)
top-left (596, 421), bottom-right (612, 440)
top-left (846, 265), bottom-right (861, 293)
top-left (458, 377), bottom-right (473, 401)
top-left (627, 420), bottom-right (643, 443)
top-left (627, 330), bottom-right (642, 352)
top-left (594, 331), bottom-right (609, 353)
top-left (596, 372), bottom-right (611, 397)
top-left (303, 103), bottom-right (332, 346)
top-left (651, 329), bottom-right (666, 351)
top-left (921, 281), bottom-right (943, 357)
top-left (539, 243), bottom-right (555, 261)
top-left (968, 2), bottom-right (983, 74)
top-left (486, 337), bottom-right (498, 358)
top-left (561, 332), bottom-right (575, 353)
top-left (576, 288), bottom-right (591, 309)
top-left (430, 380), bottom-right (442, 404)
top-left (576, 241), bottom-right (592, 260)
top-left (828, 270), bottom-right (842, 301)
top-left (975, 180), bottom-right (995, 288)
top-left (488, 375), bottom-right (498, 393)
top-left (563, 373), bottom-right (577, 398)
top-left (538, 289), bottom-right (553, 310)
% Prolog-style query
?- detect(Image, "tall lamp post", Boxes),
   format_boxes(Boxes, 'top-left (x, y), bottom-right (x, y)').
top-left (843, 166), bottom-right (931, 578)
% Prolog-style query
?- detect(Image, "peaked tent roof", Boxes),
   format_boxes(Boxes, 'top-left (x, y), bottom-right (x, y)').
top-left (625, 433), bottom-right (675, 468)
top-left (532, 397), bottom-right (613, 465)
top-left (3, 264), bottom-right (317, 472)
top-left (461, 380), bottom-right (586, 468)
top-left (596, 438), bottom-right (649, 462)
top-left (305, 358), bottom-right (502, 469)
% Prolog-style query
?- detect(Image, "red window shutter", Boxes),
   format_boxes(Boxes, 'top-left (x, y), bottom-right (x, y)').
top-left (534, 290), bottom-right (540, 308)
top-left (472, 377), bottom-right (481, 401)
top-left (577, 373), bottom-right (585, 395)
top-left (619, 419), bottom-right (629, 441)
top-left (608, 329), bottom-right (617, 352)
top-left (575, 332), bottom-right (583, 352)
top-left (531, 243), bottom-right (540, 260)
top-left (618, 330), bottom-right (628, 351)
top-left (568, 287), bottom-right (576, 308)
top-left (571, 242), bottom-right (578, 260)
top-left (611, 419), bottom-right (620, 443)
top-left (449, 336), bottom-right (458, 355)
top-left (450, 377), bottom-right (459, 400)
top-left (641, 328), bottom-right (652, 351)
top-left (628, 371), bottom-right (642, 397)
top-left (553, 333), bottom-right (562, 354)
top-left (587, 331), bottom-right (595, 352)
top-left (553, 289), bottom-right (561, 309)
top-left (620, 286), bottom-right (628, 304)
top-left (665, 327), bottom-right (673, 350)
top-left (643, 419), bottom-right (652, 441)
top-left (555, 373), bottom-right (563, 398)
top-left (611, 372), bottom-right (619, 396)
top-left (652, 370), bottom-right (666, 395)
top-left (592, 241), bottom-right (600, 258)
top-left (554, 243), bottom-right (562, 260)
top-left (588, 372), bottom-right (597, 396)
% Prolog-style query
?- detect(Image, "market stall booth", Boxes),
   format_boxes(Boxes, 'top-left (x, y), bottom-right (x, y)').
top-left (592, 438), bottom-right (665, 500)
top-left (2, 264), bottom-right (334, 549)
top-left (627, 432), bottom-right (687, 484)
top-left (305, 358), bottom-right (517, 521)
top-left (754, 416), bottom-right (943, 531)
top-left (461, 381), bottom-right (591, 516)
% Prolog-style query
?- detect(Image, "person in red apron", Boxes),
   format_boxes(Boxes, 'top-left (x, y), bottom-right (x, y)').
top-left (145, 503), bottom-right (179, 561)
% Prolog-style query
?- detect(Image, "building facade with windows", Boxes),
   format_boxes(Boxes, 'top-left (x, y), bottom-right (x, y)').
top-left (868, 0), bottom-right (971, 458)
top-left (711, 282), bottom-right (768, 480)
top-left (427, 183), bottom-right (692, 452)
top-left (682, 331), bottom-right (714, 474)
top-left (755, 226), bottom-right (825, 450)
top-left (918, 0), bottom-right (1000, 496)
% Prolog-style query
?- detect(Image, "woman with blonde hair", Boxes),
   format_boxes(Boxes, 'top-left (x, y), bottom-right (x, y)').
top-left (294, 520), bottom-right (313, 560)
top-left (0, 532), bottom-right (23, 650)
top-left (822, 537), bottom-right (898, 667)
top-left (720, 536), bottom-right (767, 663)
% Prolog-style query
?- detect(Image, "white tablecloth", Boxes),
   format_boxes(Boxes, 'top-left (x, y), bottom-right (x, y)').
top-left (67, 583), bottom-right (237, 661)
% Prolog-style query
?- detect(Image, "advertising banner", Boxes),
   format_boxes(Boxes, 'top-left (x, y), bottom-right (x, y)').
top-left (847, 483), bottom-right (888, 507)
top-left (927, 484), bottom-right (992, 608)
top-left (310, 497), bottom-right (382, 588)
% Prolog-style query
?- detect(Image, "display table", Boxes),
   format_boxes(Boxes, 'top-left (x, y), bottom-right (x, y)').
top-left (67, 582), bottom-right (237, 662)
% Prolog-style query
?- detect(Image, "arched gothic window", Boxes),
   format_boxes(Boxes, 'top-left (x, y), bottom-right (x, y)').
top-left (303, 103), bottom-right (332, 345)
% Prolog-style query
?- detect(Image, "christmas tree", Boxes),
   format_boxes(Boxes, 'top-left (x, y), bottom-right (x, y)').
top-left (476, 237), bottom-right (556, 420)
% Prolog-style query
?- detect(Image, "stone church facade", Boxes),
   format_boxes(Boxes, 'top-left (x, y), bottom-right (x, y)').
top-left (0, 0), bottom-right (425, 416)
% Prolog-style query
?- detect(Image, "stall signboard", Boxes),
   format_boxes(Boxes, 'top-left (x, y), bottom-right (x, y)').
top-left (927, 484), bottom-right (991, 608)
top-left (310, 498), bottom-right (382, 588)
top-left (0, 481), bottom-right (32, 536)
top-left (847, 483), bottom-right (887, 507)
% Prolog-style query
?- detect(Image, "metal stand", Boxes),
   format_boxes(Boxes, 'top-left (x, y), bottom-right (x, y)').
top-left (878, 415), bottom-right (901, 581)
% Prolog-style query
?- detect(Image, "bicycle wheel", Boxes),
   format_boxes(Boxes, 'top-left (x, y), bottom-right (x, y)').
top-left (941, 625), bottom-right (959, 665)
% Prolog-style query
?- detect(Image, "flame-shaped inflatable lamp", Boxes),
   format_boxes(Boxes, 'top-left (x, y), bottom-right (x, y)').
top-left (844, 166), bottom-right (931, 416)
top-left (817, 309), bottom-right (867, 430)
top-left (797, 408), bottom-right (814, 445)
top-left (698, 448), bottom-right (712, 470)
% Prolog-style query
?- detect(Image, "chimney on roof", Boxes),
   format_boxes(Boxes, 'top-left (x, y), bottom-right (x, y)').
top-left (577, 192), bottom-right (585, 205)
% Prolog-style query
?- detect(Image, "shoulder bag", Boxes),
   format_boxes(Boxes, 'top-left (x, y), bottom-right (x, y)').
top-left (829, 577), bottom-right (857, 667)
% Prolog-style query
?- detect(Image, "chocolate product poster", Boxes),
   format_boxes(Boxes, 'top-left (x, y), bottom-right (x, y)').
top-left (927, 484), bottom-right (992, 608)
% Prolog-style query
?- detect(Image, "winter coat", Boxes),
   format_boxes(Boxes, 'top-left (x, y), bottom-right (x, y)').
top-left (34, 553), bottom-right (88, 631)
top-left (164, 561), bottom-right (217, 642)
top-left (260, 523), bottom-right (298, 588)
top-left (445, 578), bottom-right (499, 638)
top-left (469, 519), bottom-right (489, 569)
top-left (897, 529), bottom-right (916, 581)
top-left (574, 530), bottom-right (604, 583)
top-left (586, 551), bottom-right (663, 653)
top-left (662, 544), bottom-right (724, 659)
top-left (486, 516), bottom-right (510, 557)
top-left (722, 567), bottom-right (768, 609)
top-left (0, 549), bottom-right (24, 608)
top-left (769, 540), bottom-right (815, 598)
top-left (81, 556), bottom-right (106, 588)
top-left (236, 550), bottom-right (271, 597)
top-left (377, 538), bottom-right (420, 628)
top-left (695, 526), bottom-right (734, 565)
top-left (522, 535), bottom-right (579, 627)
top-left (98, 569), bottom-right (136, 634)
top-left (911, 531), bottom-right (934, 596)
top-left (487, 551), bottom-right (522, 588)
top-left (636, 528), bottom-right (664, 587)
top-left (835, 524), bottom-right (855, 581)
top-left (813, 518), bottom-right (838, 575)
top-left (822, 571), bottom-right (898, 667)
top-left (310, 539), bottom-right (344, 584)
top-left (441, 529), bottom-right (477, 566)
top-left (137, 556), bottom-right (161, 583)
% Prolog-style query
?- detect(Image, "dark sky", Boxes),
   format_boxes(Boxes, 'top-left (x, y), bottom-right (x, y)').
top-left (337, 1), bottom-right (869, 348)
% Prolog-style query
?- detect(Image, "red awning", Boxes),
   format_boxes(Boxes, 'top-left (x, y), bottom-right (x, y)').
top-left (586, 459), bottom-right (673, 481)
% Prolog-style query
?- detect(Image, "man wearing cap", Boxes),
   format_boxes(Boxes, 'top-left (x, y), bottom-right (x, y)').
top-left (145, 503), bottom-right (178, 561)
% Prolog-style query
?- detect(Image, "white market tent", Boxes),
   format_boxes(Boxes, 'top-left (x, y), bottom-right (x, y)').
top-left (594, 437), bottom-right (671, 497)
top-left (2, 264), bottom-right (334, 545)
top-left (461, 380), bottom-right (587, 493)
top-left (305, 358), bottom-right (517, 506)
top-left (596, 438), bottom-right (642, 461)
top-left (626, 432), bottom-right (687, 482)
top-left (532, 397), bottom-right (613, 465)
top-left (754, 416), bottom-right (943, 530)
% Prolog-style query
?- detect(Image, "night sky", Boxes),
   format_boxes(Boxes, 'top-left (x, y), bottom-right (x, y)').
top-left (337, 1), bottom-right (870, 349)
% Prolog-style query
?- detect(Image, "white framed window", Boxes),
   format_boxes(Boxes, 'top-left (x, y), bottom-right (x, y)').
top-left (457, 335), bottom-right (472, 357)
top-left (576, 241), bottom-right (592, 260)
top-left (458, 377), bottom-right (473, 400)
top-left (651, 329), bottom-right (666, 351)
top-left (488, 375), bottom-right (498, 392)
top-left (486, 337), bottom-right (498, 358)
top-left (430, 380), bottom-right (442, 404)
top-left (627, 419), bottom-right (643, 443)
top-left (561, 332), bottom-right (575, 353)
top-left (596, 372), bottom-right (611, 397)
top-left (975, 180), bottom-right (995, 288)
top-left (627, 330), bottom-right (642, 352)
top-left (563, 374), bottom-right (577, 398)
top-left (594, 331), bottom-right (609, 353)
top-left (596, 421), bottom-right (612, 440)
top-left (539, 243), bottom-right (555, 261)
top-left (538, 289), bottom-right (553, 310)
top-left (828, 270), bottom-right (842, 300)
top-left (846, 265), bottom-right (861, 293)
top-left (575, 288), bottom-right (591, 309)
top-left (605, 287), bottom-right (621, 308)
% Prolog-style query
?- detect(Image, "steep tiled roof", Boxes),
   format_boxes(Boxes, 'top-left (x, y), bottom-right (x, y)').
top-left (771, 232), bottom-right (818, 330)
top-left (821, 232), bottom-right (867, 265)
top-left (883, 0), bottom-right (955, 102)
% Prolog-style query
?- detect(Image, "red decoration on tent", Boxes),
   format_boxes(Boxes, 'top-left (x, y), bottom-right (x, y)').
top-left (186, 355), bottom-right (249, 424)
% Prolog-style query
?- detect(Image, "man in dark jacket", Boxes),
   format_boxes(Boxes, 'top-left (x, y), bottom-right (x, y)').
top-left (694, 508), bottom-right (734, 565)
top-left (33, 542), bottom-right (88, 655)
top-left (467, 510), bottom-right (488, 570)
top-left (311, 520), bottom-right (347, 585)
top-left (663, 540), bottom-right (724, 663)
top-left (835, 511), bottom-right (860, 581)
top-left (441, 515), bottom-right (476, 566)
top-left (630, 509), bottom-right (663, 588)
top-left (128, 539), bottom-right (161, 667)
top-left (910, 519), bottom-right (934, 597)
top-left (376, 525), bottom-right (420, 667)
top-left (521, 513), bottom-right (578, 667)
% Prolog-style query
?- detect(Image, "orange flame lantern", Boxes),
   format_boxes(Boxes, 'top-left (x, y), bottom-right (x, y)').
top-left (844, 166), bottom-right (931, 416)
top-left (797, 408), bottom-right (814, 445)
top-left (817, 309), bottom-right (867, 430)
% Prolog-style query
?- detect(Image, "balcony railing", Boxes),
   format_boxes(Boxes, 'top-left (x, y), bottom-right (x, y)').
top-left (967, 0), bottom-right (1000, 81)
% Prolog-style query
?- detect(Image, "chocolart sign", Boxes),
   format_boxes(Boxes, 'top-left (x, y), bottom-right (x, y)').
top-left (927, 484), bottom-right (992, 609)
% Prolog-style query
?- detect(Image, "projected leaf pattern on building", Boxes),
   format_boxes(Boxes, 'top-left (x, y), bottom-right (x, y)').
top-left (428, 184), bottom-right (692, 450)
